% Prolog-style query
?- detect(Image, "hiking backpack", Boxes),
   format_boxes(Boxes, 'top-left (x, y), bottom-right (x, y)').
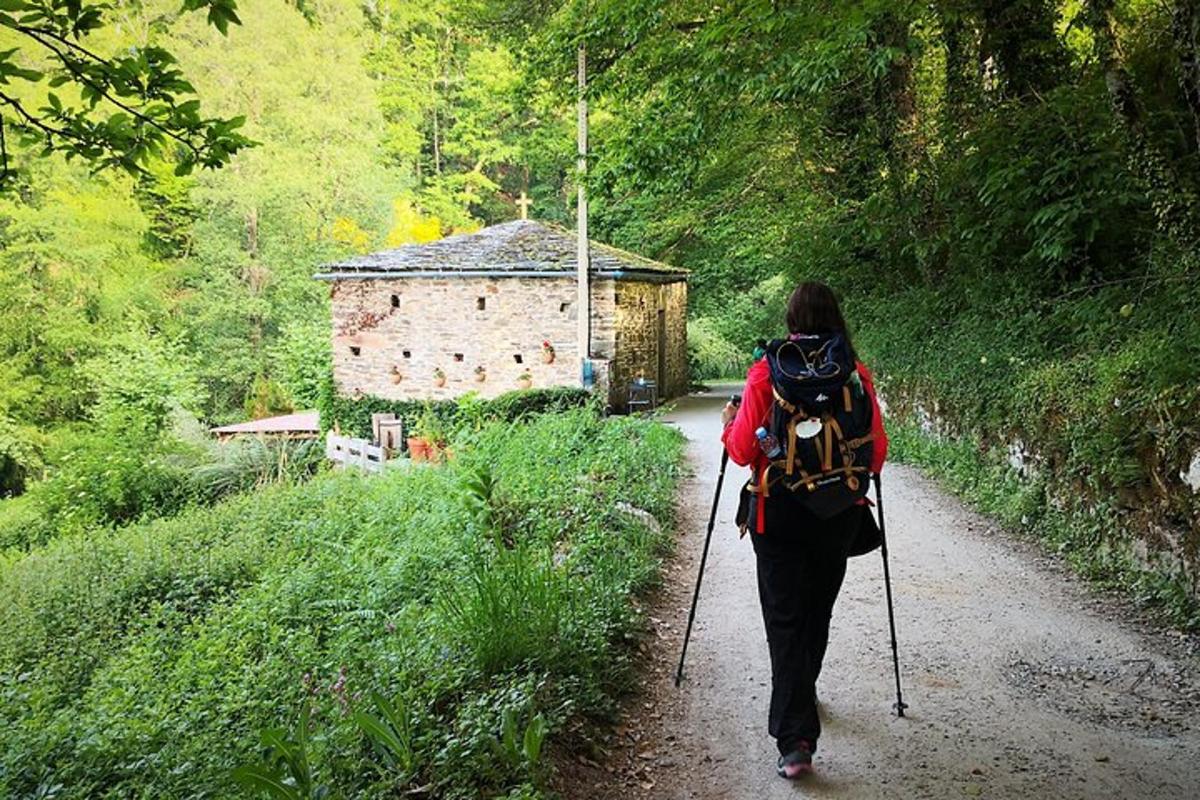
top-left (758, 333), bottom-right (876, 519)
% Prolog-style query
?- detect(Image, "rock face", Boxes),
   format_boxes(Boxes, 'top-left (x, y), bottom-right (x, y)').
top-left (319, 220), bottom-right (689, 410)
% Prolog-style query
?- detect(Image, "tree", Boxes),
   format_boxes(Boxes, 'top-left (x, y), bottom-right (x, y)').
top-left (0, 0), bottom-right (254, 186)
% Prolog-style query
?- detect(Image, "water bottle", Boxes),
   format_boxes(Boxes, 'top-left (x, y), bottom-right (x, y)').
top-left (755, 426), bottom-right (783, 459)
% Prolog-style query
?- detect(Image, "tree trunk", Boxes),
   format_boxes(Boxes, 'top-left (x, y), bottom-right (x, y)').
top-left (871, 12), bottom-right (917, 173)
top-left (940, 4), bottom-right (980, 142)
top-left (978, 0), bottom-right (1067, 100)
top-left (1172, 0), bottom-right (1200, 154)
top-left (1089, 0), bottom-right (1200, 246)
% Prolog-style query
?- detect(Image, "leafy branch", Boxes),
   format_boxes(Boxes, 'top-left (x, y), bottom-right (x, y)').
top-left (0, 0), bottom-right (258, 187)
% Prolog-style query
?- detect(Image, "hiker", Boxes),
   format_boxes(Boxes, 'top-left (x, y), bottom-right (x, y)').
top-left (719, 280), bottom-right (888, 778)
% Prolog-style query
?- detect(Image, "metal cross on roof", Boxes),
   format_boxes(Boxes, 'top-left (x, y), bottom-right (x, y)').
top-left (516, 191), bottom-right (533, 220)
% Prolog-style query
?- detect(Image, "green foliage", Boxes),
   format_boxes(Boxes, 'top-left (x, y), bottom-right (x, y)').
top-left (0, 413), bottom-right (43, 495)
top-left (354, 691), bottom-right (419, 779)
top-left (490, 707), bottom-right (548, 778)
top-left (318, 383), bottom-right (592, 439)
top-left (232, 704), bottom-right (334, 800)
top-left (82, 332), bottom-right (206, 430)
top-left (686, 318), bottom-right (747, 381)
top-left (0, 0), bottom-right (253, 185)
top-left (29, 409), bottom-right (197, 539)
top-left (189, 436), bottom-right (325, 503)
top-left (0, 410), bottom-right (685, 798)
top-left (3, 0), bottom-right (568, 474)
top-left (0, 411), bottom-right (326, 551)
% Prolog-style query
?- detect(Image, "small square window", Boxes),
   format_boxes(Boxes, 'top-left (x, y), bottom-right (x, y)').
top-left (560, 302), bottom-right (570, 313)
top-left (513, 354), bottom-right (523, 364)
top-left (390, 294), bottom-right (400, 308)
top-left (349, 346), bottom-right (361, 357)
top-left (453, 353), bottom-right (464, 362)
top-left (476, 297), bottom-right (486, 311)
top-left (402, 350), bottom-right (411, 359)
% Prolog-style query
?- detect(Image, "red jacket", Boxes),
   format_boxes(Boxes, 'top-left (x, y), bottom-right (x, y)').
top-left (721, 358), bottom-right (888, 533)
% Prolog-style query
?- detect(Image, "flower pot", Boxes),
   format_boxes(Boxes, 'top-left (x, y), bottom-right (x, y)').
top-left (433, 376), bottom-right (446, 388)
top-left (474, 373), bottom-right (486, 383)
top-left (517, 377), bottom-right (532, 390)
top-left (390, 372), bottom-right (403, 384)
top-left (541, 351), bottom-right (554, 364)
top-left (426, 443), bottom-right (445, 463)
top-left (407, 437), bottom-right (430, 462)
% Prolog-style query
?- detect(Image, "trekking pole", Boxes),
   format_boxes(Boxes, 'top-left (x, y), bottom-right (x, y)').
top-left (674, 395), bottom-right (738, 688)
top-left (874, 473), bottom-right (908, 717)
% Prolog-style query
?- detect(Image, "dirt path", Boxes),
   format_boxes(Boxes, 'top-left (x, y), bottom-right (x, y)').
top-left (563, 389), bottom-right (1200, 800)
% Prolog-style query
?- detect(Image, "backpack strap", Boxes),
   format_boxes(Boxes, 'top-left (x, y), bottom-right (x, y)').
top-left (843, 385), bottom-right (852, 413)
top-left (785, 416), bottom-right (798, 475)
top-left (773, 386), bottom-right (797, 414)
top-left (822, 418), bottom-right (835, 472)
top-left (845, 432), bottom-right (876, 449)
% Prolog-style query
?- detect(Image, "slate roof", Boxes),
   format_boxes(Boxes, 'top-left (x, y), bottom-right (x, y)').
top-left (315, 220), bottom-right (687, 281)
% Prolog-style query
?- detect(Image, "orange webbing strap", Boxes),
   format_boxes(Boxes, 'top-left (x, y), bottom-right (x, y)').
top-left (822, 417), bottom-right (834, 472)
top-left (785, 416), bottom-right (799, 475)
top-left (829, 416), bottom-right (846, 456)
top-left (773, 387), bottom-right (797, 414)
top-left (827, 416), bottom-right (845, 443)
top-left (843, 385), bottom-right (852, 413)
top-left (845, 432), bottom-right (876, 450)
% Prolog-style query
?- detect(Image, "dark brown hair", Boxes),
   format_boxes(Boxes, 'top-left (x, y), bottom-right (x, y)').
top-left (786, 281), bottom-right (856, 355)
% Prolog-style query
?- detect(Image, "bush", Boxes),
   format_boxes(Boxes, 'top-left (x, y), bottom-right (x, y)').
top-left (0, 415), bottom-right (44, 497)
top-left (29, 410), bottom-right (197, 541)
top-left (189, 436), bottom-right (326, 502)
top-left (317, 381), bottom-right (593, 439)
top-left (0, 413), bottom-right (328, 553)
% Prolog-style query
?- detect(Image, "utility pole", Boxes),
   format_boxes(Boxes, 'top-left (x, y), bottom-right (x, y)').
top-left (576, 41), bottom-right (591, 378)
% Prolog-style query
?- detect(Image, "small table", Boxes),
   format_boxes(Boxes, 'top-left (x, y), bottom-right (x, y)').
top-left (628, 379), bottom-right (658, 414)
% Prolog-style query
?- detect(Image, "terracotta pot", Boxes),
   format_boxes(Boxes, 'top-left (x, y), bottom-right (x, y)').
top-left (406, 437), bottom-right (429, 462)
top-left (390, 372), bottom-right (402, 384)
top-left (517, 377), bottom-right (532, 390)
top-left (433, 376), bottom-right (446, 388)
top-left (474, 373), bottom-right (486, 383)
top-left (426, 443), bottom-right (444, 463)
top-left (541, 350), bottom-right (555, 364)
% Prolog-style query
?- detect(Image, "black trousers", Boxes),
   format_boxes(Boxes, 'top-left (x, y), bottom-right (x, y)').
top-left (750, 500), bottom-right (862, 754)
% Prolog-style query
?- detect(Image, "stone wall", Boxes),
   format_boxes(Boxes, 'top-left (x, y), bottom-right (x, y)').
top-left (329, 274), bottom-right (687, 408)
top-left (331, 276), bottom-right (582, 401)
top-left (608, 280), bottom-right (689, 406)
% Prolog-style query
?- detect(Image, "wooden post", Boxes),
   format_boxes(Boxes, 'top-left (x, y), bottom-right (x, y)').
top-left (576, 42), bottom-right (591, 375)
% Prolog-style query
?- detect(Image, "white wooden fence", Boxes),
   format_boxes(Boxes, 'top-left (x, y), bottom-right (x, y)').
top-left (326, 434), bottom-right (389, 473)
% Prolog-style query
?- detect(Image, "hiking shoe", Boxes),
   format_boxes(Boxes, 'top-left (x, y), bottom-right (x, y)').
top-left (776, 741), bottom-right (814, 779)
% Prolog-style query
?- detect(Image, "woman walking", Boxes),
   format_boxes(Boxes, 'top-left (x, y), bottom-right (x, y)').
top-left (720, 281), bottom-right (887, 778)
